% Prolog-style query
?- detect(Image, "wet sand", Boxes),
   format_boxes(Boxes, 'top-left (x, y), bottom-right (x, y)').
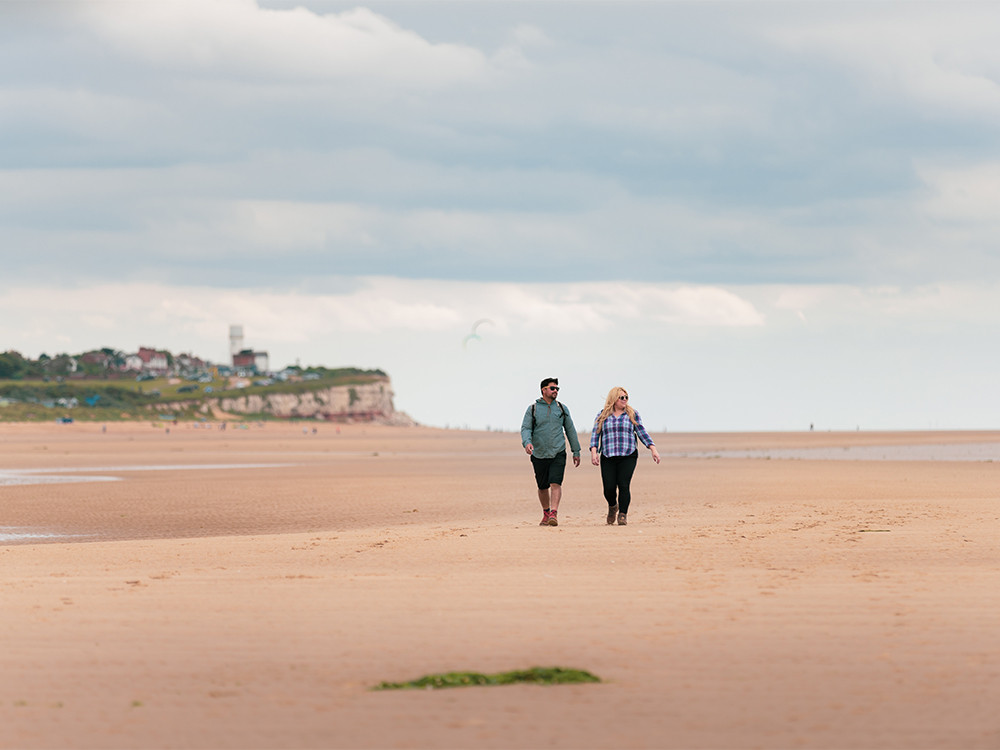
top-left (2, 422), bottom-right (999, 749)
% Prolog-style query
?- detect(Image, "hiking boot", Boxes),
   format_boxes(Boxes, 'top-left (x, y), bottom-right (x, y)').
top-left (607, 504), bottom-right (618, 525)
top-left (548, 509), bottom-right (559, 526)
top-left (540, 510), bottom-right (552, 526)
top-left (617, 513), bottom-right (627, 526)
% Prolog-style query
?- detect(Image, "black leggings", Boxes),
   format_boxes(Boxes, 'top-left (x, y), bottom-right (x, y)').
top-left (600, 450), bottom-right (638, 514)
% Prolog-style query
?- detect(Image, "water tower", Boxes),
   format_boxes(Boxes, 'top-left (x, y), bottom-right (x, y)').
top-left (229, 325), bottom-right (244, 361)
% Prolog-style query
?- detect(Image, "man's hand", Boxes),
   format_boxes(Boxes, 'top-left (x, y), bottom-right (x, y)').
top-left (524, 443), bottom-right (533, 456)
top-left (573, 455), bottom-right (581, 467)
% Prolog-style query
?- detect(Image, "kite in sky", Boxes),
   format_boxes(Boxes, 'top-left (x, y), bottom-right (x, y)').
top-left (462, 318), bottom-right (494, 348)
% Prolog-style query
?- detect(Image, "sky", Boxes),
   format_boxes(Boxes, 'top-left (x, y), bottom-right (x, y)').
top-left (2, 0), bottom-right (1000, 432)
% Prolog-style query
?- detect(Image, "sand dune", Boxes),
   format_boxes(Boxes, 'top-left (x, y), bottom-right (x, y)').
top-left (2, 422), bottom-right (998, 748)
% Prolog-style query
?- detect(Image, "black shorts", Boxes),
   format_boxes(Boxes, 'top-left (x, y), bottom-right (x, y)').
top-left (531, 451), bottom-right (567, 490)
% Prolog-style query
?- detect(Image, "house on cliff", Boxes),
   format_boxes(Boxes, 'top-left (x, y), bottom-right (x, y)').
top-left (232, 348), bottom-right (269, 374)
top-left (125, 347), bottom-right (169, 375)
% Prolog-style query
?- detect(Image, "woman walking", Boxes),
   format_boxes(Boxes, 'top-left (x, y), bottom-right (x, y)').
top-left (589, 387), bottom-right (660, 525)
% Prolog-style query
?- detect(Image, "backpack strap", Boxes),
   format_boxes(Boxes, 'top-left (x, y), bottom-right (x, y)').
top-left (531, 400), bottom-right (566, 430)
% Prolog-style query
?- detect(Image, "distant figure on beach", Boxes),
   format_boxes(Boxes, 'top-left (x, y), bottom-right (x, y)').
top-left (520, 377), bottom-right (581, 527)
top-left (589, 386), bottom-right (660, 526)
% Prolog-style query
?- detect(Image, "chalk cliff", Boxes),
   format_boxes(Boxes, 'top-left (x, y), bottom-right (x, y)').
top-left (209, 379), bottom-right (415, 424)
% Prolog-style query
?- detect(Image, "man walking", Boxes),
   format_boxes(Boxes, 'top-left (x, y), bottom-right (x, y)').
top-left (521, 377), bottom-right (581, 526)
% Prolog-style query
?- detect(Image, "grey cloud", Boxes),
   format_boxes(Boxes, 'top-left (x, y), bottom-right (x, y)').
top-left (3, 1), bottom-right (1000, 290)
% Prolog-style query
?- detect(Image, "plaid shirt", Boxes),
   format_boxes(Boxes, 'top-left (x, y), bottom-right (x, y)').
top-left (590, 410), bottom-right (655, 457)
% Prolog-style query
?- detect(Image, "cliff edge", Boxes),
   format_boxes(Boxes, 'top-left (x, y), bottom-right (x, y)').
top-left (210, 378), bottom-right (416, 425)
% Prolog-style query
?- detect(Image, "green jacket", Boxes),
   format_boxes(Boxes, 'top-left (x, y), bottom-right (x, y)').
top-left (521, 398), bottom-right (582, 459)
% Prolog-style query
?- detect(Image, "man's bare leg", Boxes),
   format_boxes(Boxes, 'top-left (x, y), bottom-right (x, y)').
top-left (537, 488), bottom-right (552, 525)
top-left (549, 483), bottom-right (562, 511)
top-left (537, 488), bottom-right (551, 510)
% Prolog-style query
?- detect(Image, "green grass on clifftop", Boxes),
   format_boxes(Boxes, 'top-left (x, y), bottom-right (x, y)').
top-left (0, 369), bottom-right (387, 422)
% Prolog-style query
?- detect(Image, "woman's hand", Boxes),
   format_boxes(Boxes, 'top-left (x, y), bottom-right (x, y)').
top-left (590, 447), bottom-right (600, 466)
top-left (650, 446), bottom-right (661, 464)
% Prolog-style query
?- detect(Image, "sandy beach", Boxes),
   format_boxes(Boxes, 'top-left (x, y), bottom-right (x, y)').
top-left (2, 421), bottom-right (998, 749)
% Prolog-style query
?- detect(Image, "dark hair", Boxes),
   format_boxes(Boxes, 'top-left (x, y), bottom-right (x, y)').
top-left (540, 377), bottom-right (559, 390)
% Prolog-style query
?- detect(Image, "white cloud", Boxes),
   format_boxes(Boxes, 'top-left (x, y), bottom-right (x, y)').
top-left (0, 88), bottom-right (160, 142)
top-left (649, 286), bottom-right (764, 326)
top-left (0, 279), bottom-right (765, 356)
top-left (767, 283), bottom-right (998, 326)
top-left (80, 0), bottom-right (487, 87)
top-left (510, 24), bottom-right (550, 48)
top-left (209, 200), bottom-right (375, 253)
top-left (916, 161), bottom-right (1000, 224)
top-left (763, 6), bottom-right (1000, 118)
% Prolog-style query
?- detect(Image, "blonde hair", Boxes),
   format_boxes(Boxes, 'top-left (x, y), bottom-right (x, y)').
top-left (595, 386), bottom-right (637, 435)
